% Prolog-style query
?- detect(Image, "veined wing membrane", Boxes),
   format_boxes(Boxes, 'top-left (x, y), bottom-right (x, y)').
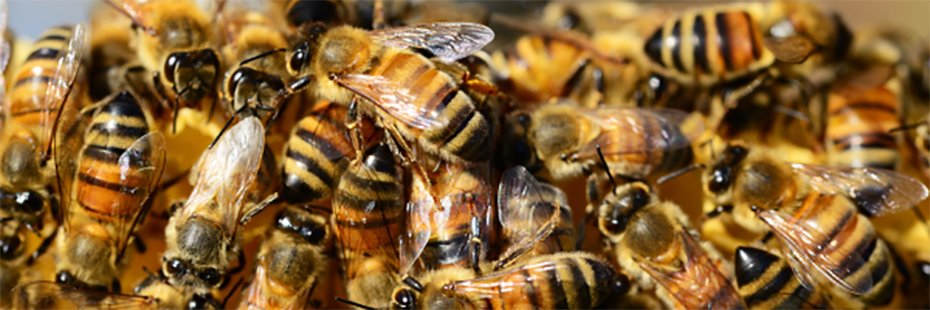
top-left (369, 22), bottom-right (494, 63)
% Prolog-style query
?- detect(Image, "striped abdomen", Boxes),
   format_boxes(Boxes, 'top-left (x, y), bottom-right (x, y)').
top-left (825, 86), bottom-right (901, 170)
top-left (420, 166), bottom-right (491, 270)
top-left (368, 50), bottom-right (491, 162)
top-left (790, 194), bottom-right (895, 306)
top-left (447, 252), bottom-right (615, 310)
top-left (502, 183), bottom-right (575, 257)
top-left (74, 92), bottom-right (153, 220)
top-left (8, 26), bottom-right (73, 138)
top-left (332, 143), bottom-right (404, 254)
top-left (593, 110), bottom-right (693, 179)
top-left (281, 103), bottom-right (354, 204)
top-left (735, 246), bottom-right (825, 309)
top-left (644, 4), bottom-right (774, 85)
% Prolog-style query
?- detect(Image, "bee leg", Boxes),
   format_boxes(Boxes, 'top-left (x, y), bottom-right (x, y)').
top-left (132, 233), bottom-right (147, 254)
top-left (111, 278), bottom-right (121, 294)
top-left (345, 96), bottom-right (366, 162)
top-left (385, 122), bottom-right (433, 189)
top-left (469, 216), bottom-right (483, 275)
top-left (240, 192), bottom-right (278, 225)
top-left (25, 228), bottom-right (57, 266)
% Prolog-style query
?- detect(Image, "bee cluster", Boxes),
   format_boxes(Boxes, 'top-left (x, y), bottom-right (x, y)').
top-left (0, 0), bottom-right (928, 309)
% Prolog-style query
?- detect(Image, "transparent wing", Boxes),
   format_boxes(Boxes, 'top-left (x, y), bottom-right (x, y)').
top-left (791, 163), bottom-right (929, 217)
top-left (496, 166), bottom-right (561, 269)
top-left (642, 231), bottom-right (745, 310)
top-left (41, 23), bottom-right (86, 152)
top-left (431, 163), bottom-right (493, 268)
top-left (575, 107), bottom-right (702, 159)
top-left (368, 22), bottom-right (494, 63)
top-left (241, 264), bottom-right (273, 310)
top-left (398, 172), bottom-right (432, 276)
top-left (110, 131), bottom-right (167, 257)
top-left (13, 281), bottom-right (156, 309)
top-left (757, 198), bottom-right (874, 295)
top-left (762, 36), bottom-right (817, 64)
top-left (335, 74), bottom-right (449, 130)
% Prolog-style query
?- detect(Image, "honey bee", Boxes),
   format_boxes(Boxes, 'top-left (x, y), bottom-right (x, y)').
top-left (162, 117), bottom-right (278, 294)
top-left (734, 246), bottom-right (827, 309)
top-left (280, 21), bottom-right (496, 180)
top-left (280, 101), bottom-right (374, 205)
top-left (518, 102), bottom-right (701, 188)
top-left (332, 142), bottom-right (404, 309)
top-left (87, 2), bottom-right (142, 103)
top-left (701, 141), bottom-right (927, 305)
top-left (105, 0), bottom-right (222, 133)
top-left (593, 180), bottom-right (743, 309)
top-left (497, 166), bottom-right (575, 258)
top-left (644, 1), bottom-right (852, 87)
top-left (14, 272), bottom-right (222, 309)
top-left (53, 90), bottom-right (167, 293)
top-left (239, 206), bottom-right (331, 310)
top-left (399, 159), bottom-right (492, 275)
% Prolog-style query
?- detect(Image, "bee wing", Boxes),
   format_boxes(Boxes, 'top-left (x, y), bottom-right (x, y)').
top-left (762, 36), bottom-right (817, 64)
top-left (576, 107), bottom-right (702, 159)
top-left (496, 166), bottom-right (562, 267)
top-left (642, 231), bottom-right (745, 310)
top-left (399, 172), bottom-right (432, 276)
top-left (40, 23), bottom-right (86, 155)
top-left (757, 205), bottom-right (874, 295)
top-left (368, 22), bottom-right (494, 63)
top-left (110, 131), bottom-right (167, 257)
top-left (184, 118), bottom-right (264, 235)
top-left (14, 281), bottom-right (156, 309)
top-left (430, 163), bottom-right (494, 267)
top-left (336, 74), bottom-right (449, 130)
top-left (791, 163), bottom-right (929, 217)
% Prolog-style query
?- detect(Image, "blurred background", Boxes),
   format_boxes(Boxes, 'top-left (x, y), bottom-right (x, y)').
top-left (7, 1), bottom-right (929, 39)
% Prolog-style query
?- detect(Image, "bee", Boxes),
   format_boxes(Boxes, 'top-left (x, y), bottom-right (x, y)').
top-left (87, 2), bottom-right (141, 103)
top-left (280, 21), bottom-right (496, 181)
top-left (734, 246), bottom-right (827, 309)
top-left (332, 142), bottom-right (404, 309)
top-left (239, 206), bottom-right (331, 310)
top-left (52, 90), bottom-right (167, 293)
top-left (398, 156), bottom-right (492, 275)
top-left (14, 272), bottom-right (222, 309)
top-left (105, 0), bottom-right (222, 133)
top-left (643, 1), bottom-right (852, 87)
top-left (162, 117), bottom-right (278, 294)
top-left (593, 179), bottom-right (743, 309)
top-left (517, 102), bottom-right (701, 190)
top-left (280, 101), bottom-right (374, 205)
top-left (497, 166), bottom-right (575, 258)
top-left (700, 142), bottom-right (928, 304)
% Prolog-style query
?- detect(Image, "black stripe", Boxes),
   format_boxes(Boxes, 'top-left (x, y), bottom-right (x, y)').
top-left (295, 127), bottom-right (345, 161)
top-left (569, 259), bottom-right (592, 309)
top-left (424, 230), bottom-right (470, 266)
top-left (89, 123), bottom-right (148, 138)
top-left (844, 237), bottom-right (878, 277)
top-left (101, 92), bottom-right (146, 119)
top-left (715, 13), bottom-right (733, 71)
top-left (449, 113), bottom-right (491, 162)
top-left (745, 265), bottom-right (793, 306)
top-left (645, 27), bottom-right (665, 68)
top-left (26, 47), bottom-right (59, 61)
top-left (832, 133), bottom-right (897, 150)
top-left (39, 34), bottom-right (67, 42)
top-left (548, 261), bottom-right (569, 310)
top-left (816, 205), bottom-right (853, 256)
top-left (282, 172), bottom-right (325, 204)
top-left (671, 20), bottom-right (685, 73)
top-left (693, 15), bottom-right (710, 73)
top-left (339, 172), bottom-right (400, 199)
top-left (359, 145), bottom-right (397, 176)
top-left (778, 284), bottom-right (814, 309)
top-left (285, 149), bottom-right (334, 189)
top-left (744, 12), bottom-right (761, 60)
top-left (13, 75), bottom-right (54, 88)
top-left (521, 269), bottom-right (540, 310)
top-left (77, 172), bottom-right (138, 194)
top-left (83, 144), bottom-right (126, 163)
top-left (437, 86), bottom-right (458, 110)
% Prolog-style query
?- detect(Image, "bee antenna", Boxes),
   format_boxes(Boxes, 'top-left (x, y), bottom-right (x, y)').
top-left (239, 48), bottom-right (287, 67)
top-left (595, 145), bottom-right (616, 188)
top-left (403, 276), bottom-right (424, 292)
top-left (336, 297), bottom-right (378, 310)
top-left (888, 121), bottom-right (926, 133)
top-left (657, 163), bottom-right (705, 185)
top-left (220, 278), bottom-right (244, 309)
top-left (141, 266), bottom-right (158, 279)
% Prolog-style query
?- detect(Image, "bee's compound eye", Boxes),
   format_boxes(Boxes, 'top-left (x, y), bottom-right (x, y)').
top-left (613, 273), bottom-right (632, 295)
top-left (165, 258), bottom-right (186, 276)
top-left (393, 289), bottom-right (416, 309)
top-left (17, 191), bottom-right (43, 213)
top-left (289, 50), bottom-right (307, 73)
top-left (56, 271), bottom-right (75, 285)
top-left (199, 268), bottom-right (222, 287)
top-left (630, 187), bottom-right (650, 209)
top-left (602, 217), bottom-right (627, 235)
top-left (164, 52), bottom-right (184, 83)
top-left (918, 261), bottom-right (930, 281)
top-left (0, 235), bottom-right (22, 260)
top-left (708, 166), bottom-right (732, 194)
top-left (300, 224), bottom-right (327, 245)
top-left (188, 294), bottom-right (210, 310)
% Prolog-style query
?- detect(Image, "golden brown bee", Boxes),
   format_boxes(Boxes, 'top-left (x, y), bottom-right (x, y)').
top-left (105, 0), bottom-right (222, 133)
top-left (333, 142), bottom-right (404, 309)
top-left (593, 181), bottom-right (743, 309)
top-left (14, 273), bottom-right (222, 309)
top-left (643, 1), bottom-right (852, 86)
top-left (517, 102), bottom-right (701, 189)
top-left (239, 206), bottom-right (330, 310)
top-left (398, 160), bottom-right (492, 275)
top-left (280, 101), bottom-right (374, 205)
top-left (497, 166), bottom-right (575, 259)
top-left (701, 142), bottom-right (927, 305)
top-left (734, 246), bottom-right (827, 309)
top-left (162, 117), bottom-right (277, 295)
top-left (53, 90), bottom-right (167, 293)
top-left (281, 22), bottom-right (496, 182)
